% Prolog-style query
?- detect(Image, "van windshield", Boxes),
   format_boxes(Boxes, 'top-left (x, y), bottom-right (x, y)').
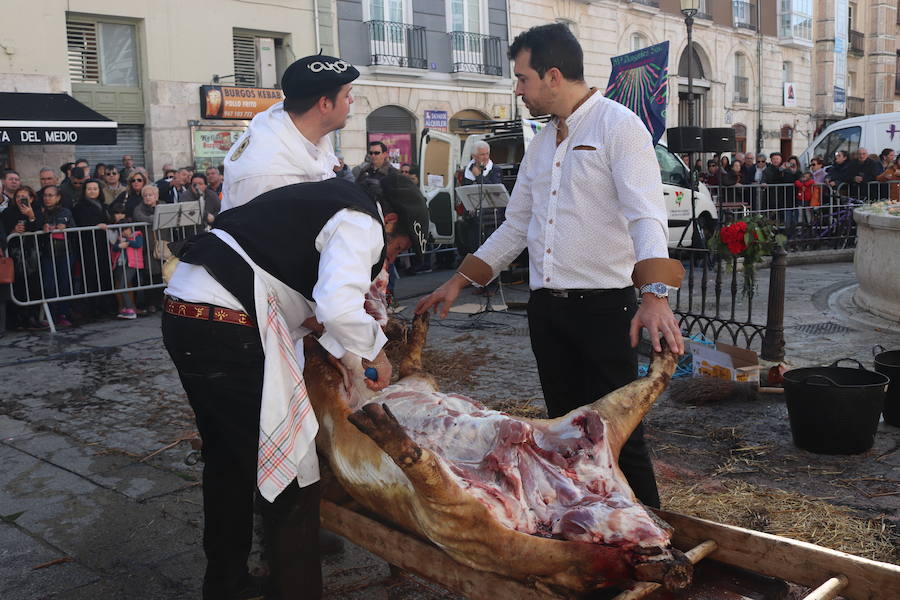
top-left (813, 126), bottom-right (861, 165)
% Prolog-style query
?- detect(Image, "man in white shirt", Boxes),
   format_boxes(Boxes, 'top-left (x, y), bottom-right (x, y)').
top-left (220, 54), bottom-right (359, 211)
top-left (163, 177), bottom-right (428, 599)
top-left (417, 24), bottom-right (685, 509)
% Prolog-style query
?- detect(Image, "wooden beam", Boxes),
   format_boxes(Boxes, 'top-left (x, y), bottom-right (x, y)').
top-left (803, 575), bottom-right (849, 600)
top-left (655, 509), bottom-right (900, 600)
top-left (321, 501), bottom-right (566, 600)
top-left (609, 540), bottom-right (718, 600)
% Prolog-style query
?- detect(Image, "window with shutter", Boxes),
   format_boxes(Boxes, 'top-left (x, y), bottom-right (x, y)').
top-left (67, 20), bottom-right (100, 84)
top-left (233, 34), bottom-right (257, 87)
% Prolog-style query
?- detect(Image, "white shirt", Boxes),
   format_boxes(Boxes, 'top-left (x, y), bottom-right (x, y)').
top-left (220, 101), bottom-right (337, 212)
top-left (474, 92), bottom-right (669, 290)
top-left (165, 208), bottom-right (388, 489)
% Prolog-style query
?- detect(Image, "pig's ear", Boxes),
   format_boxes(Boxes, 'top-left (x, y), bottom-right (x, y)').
top-left (588, 347), bottom-right (677, 458)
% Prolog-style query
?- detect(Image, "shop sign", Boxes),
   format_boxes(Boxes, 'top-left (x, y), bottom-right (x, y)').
top-left (424, 110), bottom-right (448, 132)
top-left (191, 126), bottom-right (245, 170)
top-left (199, 85), bottom-right (284, 120)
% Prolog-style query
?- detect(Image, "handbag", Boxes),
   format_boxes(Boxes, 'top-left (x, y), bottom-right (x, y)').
top-left (0, 248), bottom-right (13, 284)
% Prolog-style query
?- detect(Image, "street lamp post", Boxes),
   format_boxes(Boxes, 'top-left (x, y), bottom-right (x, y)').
top-left (680, 0), bottom-right (700, 247)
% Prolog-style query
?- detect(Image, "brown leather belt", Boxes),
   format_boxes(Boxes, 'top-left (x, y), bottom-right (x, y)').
top-left (164, 296), bottom-right (254, 328)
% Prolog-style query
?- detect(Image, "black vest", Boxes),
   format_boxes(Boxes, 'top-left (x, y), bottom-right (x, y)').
top-left (178, 179), bottom-right (385, 319)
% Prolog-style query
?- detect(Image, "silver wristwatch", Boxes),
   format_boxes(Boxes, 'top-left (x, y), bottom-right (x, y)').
top-left (639, 282), bottom-right (669, 299)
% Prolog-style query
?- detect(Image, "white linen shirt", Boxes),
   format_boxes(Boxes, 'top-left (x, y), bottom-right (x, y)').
top-left (164, 208), bottom-right (388, 489)
top-left (220, 102), bottom-right (337, 212)
top-left (474, 92), bottom-right (669, 290)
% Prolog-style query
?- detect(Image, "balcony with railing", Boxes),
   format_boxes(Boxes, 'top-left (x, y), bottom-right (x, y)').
top-left (733, 1), bottom-right (758, 31)
top-left (629, 0), bottom-right (660, 8)
top-left (847, 96), bottom-right (865, 116)
top-left (849, 30), bottom-right (865, 56)
top-left (449, 31), bottom-right (502, 78)
top-left (733, 76), bottom-right (749, 103)
top-left (366, 20), bottom-right (427, 71)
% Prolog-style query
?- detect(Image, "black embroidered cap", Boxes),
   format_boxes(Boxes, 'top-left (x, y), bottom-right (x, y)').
top-left (281, 54), bottom-right (359, 99)
top-left (380, 173), bottom-right (429, 258)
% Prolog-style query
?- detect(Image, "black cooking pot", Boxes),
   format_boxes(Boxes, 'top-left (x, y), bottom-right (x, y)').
top-left (783, 358), bottom-right (889, 455)
top-left (873, 346), bottom-right (900, 427)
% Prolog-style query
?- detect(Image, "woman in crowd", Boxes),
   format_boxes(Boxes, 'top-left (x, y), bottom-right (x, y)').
top-left (131, 185), bottom-right (164, 313)
top-left (2, 186), bottom-right (45, 329)
top-left (40, 185), bottom-right (76, 327)
top-left (92, 163), bottom-right (107, 179)
top-left (116, 172), bottom-right (147, 217)
top-left (876, 154), bottom-right (900, 202)
top-left (72, 179), bottom-right (115, 317)
top-left (719, 159), bottom-right (743, 205)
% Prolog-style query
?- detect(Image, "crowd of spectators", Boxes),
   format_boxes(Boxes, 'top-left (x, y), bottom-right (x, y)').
top-left (0, 155), bottom-right (223, 333)
top-left (692, 147), bottom-right (898, 235)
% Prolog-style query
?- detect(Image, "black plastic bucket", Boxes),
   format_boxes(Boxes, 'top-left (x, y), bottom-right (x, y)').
top-left (873, 346), bottom-right (900, 427)
top-left (783, 358), bottom-right (888, 454)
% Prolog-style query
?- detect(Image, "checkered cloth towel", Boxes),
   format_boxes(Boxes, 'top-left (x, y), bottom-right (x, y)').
top-left (256, 291), bottom-right (319, 501)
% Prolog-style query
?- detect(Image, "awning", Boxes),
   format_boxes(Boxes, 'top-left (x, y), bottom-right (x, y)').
top-left (0, 92), bottom-right (117, 145)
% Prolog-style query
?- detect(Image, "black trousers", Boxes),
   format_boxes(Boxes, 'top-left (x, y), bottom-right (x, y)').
top-left (527, 287), bottom-right (661, 508)
top-left (162, 312), bottom-right (322, 600)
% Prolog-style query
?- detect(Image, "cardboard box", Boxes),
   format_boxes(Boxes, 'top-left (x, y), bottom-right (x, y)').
top-left (687, 341), bottom-right (760, 383)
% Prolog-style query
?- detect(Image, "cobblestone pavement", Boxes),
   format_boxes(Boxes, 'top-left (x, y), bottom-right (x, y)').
top-left (1, 259), bottom-right (898, 598)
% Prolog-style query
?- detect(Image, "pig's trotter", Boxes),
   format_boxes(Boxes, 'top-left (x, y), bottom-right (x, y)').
top-left (348, 403), bottom-right (423, 467)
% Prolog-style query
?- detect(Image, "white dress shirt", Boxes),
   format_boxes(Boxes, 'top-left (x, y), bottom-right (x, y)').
top-left (164, 208), bottom-right (388, 489)
top-left (474, 92), bottom-right (669, 290)
top-left (220, 102), bottom-right (337, 212)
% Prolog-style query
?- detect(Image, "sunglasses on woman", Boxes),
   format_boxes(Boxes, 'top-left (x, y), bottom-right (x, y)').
top-left (130, 178), bottom-right (144, 183)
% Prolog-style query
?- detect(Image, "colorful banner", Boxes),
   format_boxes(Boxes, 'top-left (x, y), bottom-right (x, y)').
top-left (424, 110), bottom-right (448, 132)
top-left (604, 41), bottom-right (669, 145)
top-left (368, 132), bottom-right (413, 167)
top-left (199, 85), bottom-right (284, 120)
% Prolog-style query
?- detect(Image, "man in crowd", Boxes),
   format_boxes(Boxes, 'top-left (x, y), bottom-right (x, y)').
top-left (163, 168), bottom-right (191, 204)
top-left (221, 54), bottom-right (358, 210)
top-left (163, 176), bottom-right (428, 599)
top-left (417, 23), bottom-right (684, 509)
top-left (179, 173), bottom-right (221, 226)
top-left (39, 167), bottom-right (59, 189)
top-left (155, 163), bottom-right (175, 188)
top-left (102, 166), bottom-right (126, 206)
top-left (2, 169), bottom-right (21, 208)
top-left (741, 151), bottom-right (756, 185)
top-left (333, 156), bottom-right (354, 182)
top-left (845, 147), bottom-right (882, 198)
top-left (58, 166), bottom-right (87, 209)
top-left (461, 140), bottom-right (502, 186)
top-left (205, 166), bottom-right (223, 197)
top-left (826, 150), bottom-right (850, 189)
top-left (121, 154), bottom-right (137, 182)
top-left (355, 141), bottom-right (398, 204)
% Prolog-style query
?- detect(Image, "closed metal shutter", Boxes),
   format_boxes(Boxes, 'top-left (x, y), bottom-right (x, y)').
top-left (366, 105), bottom-right (415, 133)
top-left (233, 33), bottom-right (257, 87)
top-left (75, 124), bottom-right (146, 174)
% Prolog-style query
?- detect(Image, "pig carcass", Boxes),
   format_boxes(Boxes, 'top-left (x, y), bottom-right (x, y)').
top-left (303, 313), bottom-right (690, 594)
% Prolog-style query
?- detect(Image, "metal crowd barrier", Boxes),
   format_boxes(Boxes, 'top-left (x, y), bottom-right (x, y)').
top-left (6, 221), bottom-right (201, 333)
top-left (711, 181), bottom-right (887, 250)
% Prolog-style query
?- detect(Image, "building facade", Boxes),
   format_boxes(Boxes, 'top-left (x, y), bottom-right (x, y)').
top-left (0, 0), bottom-right (324, 186)
top-left (329, 0), bottom-right (514, 170)
top-left (813, 0), bottom-right (900, 132)
top-left (508, 0), bottom-right (816, 157)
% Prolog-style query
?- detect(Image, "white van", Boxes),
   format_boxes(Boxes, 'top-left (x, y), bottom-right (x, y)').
top-left (799, 112), bottom-right (900, 168)
top-left (419, 126), bottom-right (717, 249)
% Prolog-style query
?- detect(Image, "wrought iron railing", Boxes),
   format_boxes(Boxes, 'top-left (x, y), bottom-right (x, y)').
top-left (849, 29), bottom-right (865, 55)
top-left (733, 76), bottom-right (749, 103)
top-left (366, 20), bottom-right (427, 70)
top-left (449, 31), bottom-right (502, 76)
top-left (732, 1), bottom-right (758, 30)
top-left (847, 96), bottom-right (865, 116)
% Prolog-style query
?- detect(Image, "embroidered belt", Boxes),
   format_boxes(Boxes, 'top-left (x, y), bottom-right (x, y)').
top-left (164, 296), bottom-right (254, 328)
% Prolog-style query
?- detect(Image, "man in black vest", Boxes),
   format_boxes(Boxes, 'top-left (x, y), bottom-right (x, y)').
top-left (161, 177), bottom-right (427, 600)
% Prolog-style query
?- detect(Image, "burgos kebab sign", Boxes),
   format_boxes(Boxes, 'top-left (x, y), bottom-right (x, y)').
top-left (199, 85), bottom-right (284, 120)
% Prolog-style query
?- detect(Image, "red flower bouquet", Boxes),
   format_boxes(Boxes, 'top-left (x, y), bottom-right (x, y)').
top-left (709, 215), bottom-right (786, 295)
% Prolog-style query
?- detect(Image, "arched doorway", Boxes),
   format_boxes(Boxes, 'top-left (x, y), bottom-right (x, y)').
top-left (677, 43), bottom-right (708, 127)
top-left (780, 125), bottom-right (794, 158)
top-left (733, 123), bottom-right (747, 154)
top-left (449, 108), bottom-right (490, 143)
top-left (366, 105), bottom-right (417, 167)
